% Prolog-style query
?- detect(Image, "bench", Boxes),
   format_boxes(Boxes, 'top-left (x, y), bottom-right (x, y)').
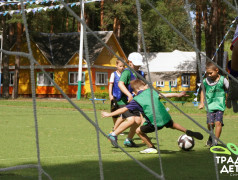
top-left (161, 101), bottom-right (186, 106)
top-left (89, 98), bottom-right (107, 104)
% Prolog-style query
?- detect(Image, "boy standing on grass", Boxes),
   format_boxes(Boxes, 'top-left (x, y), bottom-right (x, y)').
top-left (102, 79), bottom-right (203, 154)
top-left (199, 62), bottom-right (229, 147)
top-left (111, 52), bottom-right (145, 147)
top-left (109, 60), bottom-right (125, 130)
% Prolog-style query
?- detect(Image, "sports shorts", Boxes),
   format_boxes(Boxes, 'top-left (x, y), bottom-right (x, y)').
top-left (111, 98), bottom-right (120, 118)
top-left (207, 110), bottom-right (224, 126)
top-left (140, 120), bottom-right (174, 133)
top-left (118, 105), bottom-right (141, 119)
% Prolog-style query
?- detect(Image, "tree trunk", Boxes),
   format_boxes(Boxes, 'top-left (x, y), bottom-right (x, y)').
top-left (202, 0), bottom-right (210, 62)
top-left (66, 12), bottom-right (69, 32)
top-left (100, 0), bottom-right (105, 30)
top-left (195, 0), bottom-right (202, 83)
top-left (72, 17), bottom-right (75, 32)
top-left (217, 1), bottom-right (226, 68)
top-left (210, 0), bottom-right (218, 62)
top-left (12, 22), bottom-right (22, 99)
top-left (2, 13), bottom-right (10, 98)
top-left (50, 13), bottom-right (54, 33)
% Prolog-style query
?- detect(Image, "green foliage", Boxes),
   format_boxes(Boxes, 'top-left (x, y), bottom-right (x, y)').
top-left (86, 92), bottom-right (109, 99)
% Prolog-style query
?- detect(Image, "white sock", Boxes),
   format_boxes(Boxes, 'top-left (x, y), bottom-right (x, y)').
top-left (111, 132), bottom-right (116, 136)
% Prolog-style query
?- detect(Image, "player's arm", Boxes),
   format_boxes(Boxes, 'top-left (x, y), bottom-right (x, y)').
top-left (109, 83), bottom-right (114, 101)
top-left (160, 91), bottom-right (188, 98)
top-left (198, 90), bottom-right (205, 109)
top-left (118, 81), bottom-right (133, 102)
top-left (118, 70), bottom-right (133, 102)
top-left (101, 107), bottom-right (128, 118)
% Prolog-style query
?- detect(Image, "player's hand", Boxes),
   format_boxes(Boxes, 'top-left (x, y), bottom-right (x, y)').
top-left (227, 78), bottom-right (238, 113)
top-left (101, 111), bottom-right (110, 118)
top-left (127, 94), bottom-right (133, 103)
top-left (109, 95), bottom-right (114, 101)
top-left (198, 103), bottom-right (204, 110)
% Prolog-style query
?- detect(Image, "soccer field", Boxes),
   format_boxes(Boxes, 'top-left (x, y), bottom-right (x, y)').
top-left (0, 99), bottom-right (237, 180)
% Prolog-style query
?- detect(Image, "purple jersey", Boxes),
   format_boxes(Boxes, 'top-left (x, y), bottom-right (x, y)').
top-left (126, 90), bottom-right (143, 112)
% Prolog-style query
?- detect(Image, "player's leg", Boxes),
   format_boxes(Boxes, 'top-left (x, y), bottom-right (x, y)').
top-left (124, 116), bottom-right (142, 147)
top-left (113, 116), bottom-right (124, 130)
top-left (214, 111), bottom-right (224, 145)
top-left (169, 120), bottom-right (203, 140)
top-left (113, 117), bottom-right (135, 135)
top-left (136, 124), bottom-right (158, 154)
top-left (207, 112), bottom-right (215, 146)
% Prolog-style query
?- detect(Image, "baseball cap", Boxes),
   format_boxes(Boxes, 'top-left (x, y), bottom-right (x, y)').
top-left (128, 52), bottom-right (143, 66)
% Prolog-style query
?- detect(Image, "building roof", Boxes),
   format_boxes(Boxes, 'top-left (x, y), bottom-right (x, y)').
top-left (141, 50), bottom-right (207, 81)
top-left (31, 31), bottom-right (113, 66)
top-left (142, 50), bottom-right (207, 73)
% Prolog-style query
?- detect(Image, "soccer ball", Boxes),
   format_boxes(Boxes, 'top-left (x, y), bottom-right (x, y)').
top-left (177, 134), bottom-right (194, 151)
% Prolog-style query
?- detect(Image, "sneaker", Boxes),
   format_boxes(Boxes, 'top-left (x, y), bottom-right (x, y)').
top-left (108, 133), bottom-right (118, 148)
top-left (140, 148), bottom-right (158, 154)
top-left (124, 139), bottom-right (138, 147)
top-left (186, 130), bottom-right (203, 140)
top-left (206, 136), bottom-right (213, 147)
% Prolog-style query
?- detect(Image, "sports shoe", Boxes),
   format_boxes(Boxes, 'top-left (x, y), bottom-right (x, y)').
top-left (206, 136), bottom-right (213, 147)
top-left (186, 130), bottom-right (203, 140)
top-left (140, 148), bottom-right (158, 154)
top-left (108, 133), bottom-right (118, 148)
top-left (124, 139), bottom-right (138, 147)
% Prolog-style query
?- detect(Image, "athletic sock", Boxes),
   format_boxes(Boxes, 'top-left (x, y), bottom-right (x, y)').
top-left (111, 132), bottom-right (116, 136)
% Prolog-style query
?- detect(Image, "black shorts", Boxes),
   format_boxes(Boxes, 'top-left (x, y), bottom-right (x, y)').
top-left (118, 105), bottom-right (141, 119)
top-left (111, 99), bottom-right (120, 118)
top-left (140, 120), bottom-right (174, 133)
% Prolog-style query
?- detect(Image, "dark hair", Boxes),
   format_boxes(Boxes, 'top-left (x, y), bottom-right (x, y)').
top-left (206, 62), bottom-right (218, 70)
top-left (130, 79), bottom-right (146, 92)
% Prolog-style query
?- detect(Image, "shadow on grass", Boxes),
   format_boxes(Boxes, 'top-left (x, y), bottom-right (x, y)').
top-left (0, 149), bottom-right (236, 180)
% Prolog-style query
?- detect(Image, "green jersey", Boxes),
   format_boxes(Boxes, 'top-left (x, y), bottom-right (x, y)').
top-left (133, 89), bottom-right (171, 127)
top-left (117, 69), bottom-right (138, 105)
top-left (203, 76), bottom-right (226, 112)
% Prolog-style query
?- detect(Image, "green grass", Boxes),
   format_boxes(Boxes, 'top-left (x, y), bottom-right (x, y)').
top-left (0, 99), bottom-right (238, 180)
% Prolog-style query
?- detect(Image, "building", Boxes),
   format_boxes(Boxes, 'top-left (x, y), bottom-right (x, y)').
top-left (4, 31), bottom-right (126, 98)
top-left (141, 50), bottom-right (228, 92)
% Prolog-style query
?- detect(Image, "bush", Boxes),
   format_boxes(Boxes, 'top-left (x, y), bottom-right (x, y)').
top-left (86, 92), bottom-right (109, 99)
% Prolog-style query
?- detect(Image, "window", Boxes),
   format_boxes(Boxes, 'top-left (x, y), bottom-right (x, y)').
top-left (1, 72), bottom-right (14, 86)
top-left (37, 72), bottom-right (54, 86)
top-left (69, 72), bottom-right (85, 85)
top-left (169, 79), bottom-right (177, 87)
top-left (181, 74), bottom-right (190, 87)
top-left (156, 81), bottom-right (164, 87)
top-left (96, 72), bottom-right (108, 85)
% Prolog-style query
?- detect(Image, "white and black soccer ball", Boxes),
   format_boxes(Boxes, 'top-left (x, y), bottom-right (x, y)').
top-left (177, 134), bottom-right (194, 151)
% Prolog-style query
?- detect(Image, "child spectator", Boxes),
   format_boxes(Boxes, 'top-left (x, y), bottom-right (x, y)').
top-left (199, 62), bottom-right (229, 147)
top-left (109, 60), bottom-right (125, 130)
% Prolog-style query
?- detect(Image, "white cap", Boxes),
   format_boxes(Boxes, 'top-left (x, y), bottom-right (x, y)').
top-left (128, 52), bottom-right (143, 66)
